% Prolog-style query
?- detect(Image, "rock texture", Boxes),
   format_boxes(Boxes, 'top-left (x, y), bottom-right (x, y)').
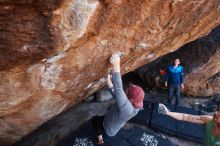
top-left (0, 0), bottom-right (60, 71)
top-left (0, 0), bottom-right (220, 145)
top-left (137, 25), bottom-right (220, 96)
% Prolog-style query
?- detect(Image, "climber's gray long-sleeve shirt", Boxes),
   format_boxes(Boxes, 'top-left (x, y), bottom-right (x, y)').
top-left (103, 72), bottom-right (139, 137)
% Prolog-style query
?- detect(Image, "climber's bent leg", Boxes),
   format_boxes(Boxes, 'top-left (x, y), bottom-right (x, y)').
top-left (92, 116), bottom-right (105, 144)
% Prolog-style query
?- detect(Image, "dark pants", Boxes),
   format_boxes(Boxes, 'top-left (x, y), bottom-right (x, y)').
top-left (92, 116), bottom-right (106, 136)
top-left (167, 84), bottom-right (181, 105)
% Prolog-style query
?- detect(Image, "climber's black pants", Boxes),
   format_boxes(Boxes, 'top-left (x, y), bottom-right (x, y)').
top-left (92, 116), bottom-right (106, 136)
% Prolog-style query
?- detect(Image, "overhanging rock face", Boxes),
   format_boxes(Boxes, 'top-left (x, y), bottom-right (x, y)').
top-left (0, 0), bottom-right (220, 145)
top-left (136, 25), bottom-right (220, 96)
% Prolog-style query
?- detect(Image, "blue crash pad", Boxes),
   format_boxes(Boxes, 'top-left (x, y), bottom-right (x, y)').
top-left (150, 103), bottom-right (177, 135)
top-left (176, 106), bottom-right (204, 143)
top-left (132, 102), bottom-right (205, 143)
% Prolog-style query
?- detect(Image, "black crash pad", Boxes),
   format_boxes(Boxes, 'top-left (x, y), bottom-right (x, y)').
top-left (150, 103), bottom-right (177, 135)
top-left (130, 101), bottom-right (153, 125)
top-left (176, 106), bottom-right (204, 143)
top-left (58, 118), bottom-right (179, 146)
top-left (125, 127), bottom-right (179, 146)
top-left (58, 119), bottom-right (132, 146)
top-left (103, 128), bottom-right (133, 146)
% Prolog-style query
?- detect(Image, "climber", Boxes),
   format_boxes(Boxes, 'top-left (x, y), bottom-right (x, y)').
top-left (165, 58), bottom-right (184, 105)
top-left (158, 103), bottom-right (220, 146)
top-left (93, 52), bottom-right (145, 144)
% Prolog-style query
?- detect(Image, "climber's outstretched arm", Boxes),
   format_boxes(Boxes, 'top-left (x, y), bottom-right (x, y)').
top-left (109, 52), bottom-right (129, 108)
top-left (159, 104), bottom-right (212, 124)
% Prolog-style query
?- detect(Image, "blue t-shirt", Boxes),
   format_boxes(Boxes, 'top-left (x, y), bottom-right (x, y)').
top-left (166, 65), bottom-right (184, 86)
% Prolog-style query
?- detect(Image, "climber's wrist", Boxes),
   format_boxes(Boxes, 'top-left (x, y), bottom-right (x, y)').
top-left (113, 64), bottom-right (120, 73)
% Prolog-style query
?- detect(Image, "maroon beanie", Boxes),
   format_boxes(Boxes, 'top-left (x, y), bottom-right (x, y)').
top-left (127, 85), bottom-right (145, 108)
